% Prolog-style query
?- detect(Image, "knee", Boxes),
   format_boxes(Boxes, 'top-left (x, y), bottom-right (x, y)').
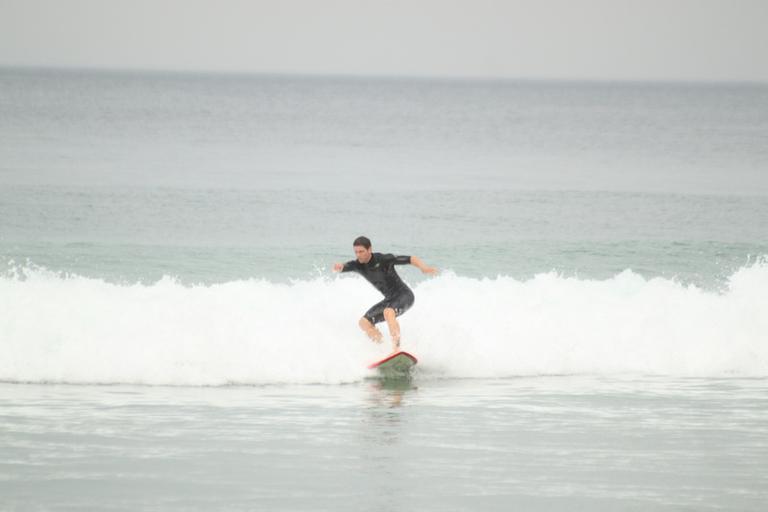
top-left (383, 307), bottom-right (396, 320)
top-left (359, 317), bottom-right (373, 329)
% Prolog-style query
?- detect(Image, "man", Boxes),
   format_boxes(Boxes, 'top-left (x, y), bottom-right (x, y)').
top-left (333, 236), bottom-right (438, 353)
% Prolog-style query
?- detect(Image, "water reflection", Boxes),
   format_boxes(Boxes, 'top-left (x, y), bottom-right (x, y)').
top-left (358, 377), bottom-right (418, 452)
top-left (366, 377), bottom-right (418, 408)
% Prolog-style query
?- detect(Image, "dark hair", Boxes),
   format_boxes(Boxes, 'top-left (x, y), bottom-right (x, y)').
top-left (353, 236), bottom-right (371, 249)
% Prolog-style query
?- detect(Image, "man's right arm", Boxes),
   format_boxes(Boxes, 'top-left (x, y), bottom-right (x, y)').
top-left (332, 261), bottom-right (356, 273)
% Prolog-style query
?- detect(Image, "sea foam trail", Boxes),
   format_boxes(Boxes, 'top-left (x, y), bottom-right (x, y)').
top-left (2, 264), bottom-right (767, 385)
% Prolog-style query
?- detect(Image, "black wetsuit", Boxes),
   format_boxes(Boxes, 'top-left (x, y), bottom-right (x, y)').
top-left (342, 253), bottom-right (415, 324)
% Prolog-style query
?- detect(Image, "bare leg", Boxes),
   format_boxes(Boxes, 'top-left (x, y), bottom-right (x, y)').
top-left (359, 317), bottom-right (383, 343)
top-left (383, 308), bottom-right (401, 353)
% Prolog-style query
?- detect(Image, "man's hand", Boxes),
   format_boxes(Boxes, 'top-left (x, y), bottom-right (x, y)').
top-left (332, 262), bottom-right (344, 272)
top-left (411, 256), bottom-right (438, 275)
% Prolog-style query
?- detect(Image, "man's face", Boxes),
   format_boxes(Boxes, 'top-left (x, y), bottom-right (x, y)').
top-left (354, 245), bottom-right (372, 263)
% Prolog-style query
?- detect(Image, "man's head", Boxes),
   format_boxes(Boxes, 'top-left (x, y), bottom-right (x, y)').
top-left (353, 236), bottom-right (372, 263)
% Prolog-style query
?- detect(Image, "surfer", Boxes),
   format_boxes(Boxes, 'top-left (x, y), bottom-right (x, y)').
top-left (333, 236), bottom-right (438, 353)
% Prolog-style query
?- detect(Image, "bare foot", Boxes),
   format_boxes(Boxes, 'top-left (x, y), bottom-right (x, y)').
top-left (391, 335), bottom-right (401, 353)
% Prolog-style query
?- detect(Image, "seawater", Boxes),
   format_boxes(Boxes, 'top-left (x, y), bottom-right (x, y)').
top-left (1, 68), bottom-right (768, 510)
top-left (2, 379), bottom-right (767, 511)
top-left (2, 263), bottom-right (768, 386)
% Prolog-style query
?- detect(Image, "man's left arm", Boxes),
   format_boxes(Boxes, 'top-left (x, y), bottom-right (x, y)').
top-left (408, 256), bottom-right (438, 275)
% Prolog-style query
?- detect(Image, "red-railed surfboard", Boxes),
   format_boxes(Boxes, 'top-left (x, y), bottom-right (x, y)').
top-left (367, 351), bottom-right (418, 373)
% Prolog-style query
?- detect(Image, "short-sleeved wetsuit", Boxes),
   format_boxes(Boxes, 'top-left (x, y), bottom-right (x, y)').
top-left (341, 252), bottom-right (415, 325)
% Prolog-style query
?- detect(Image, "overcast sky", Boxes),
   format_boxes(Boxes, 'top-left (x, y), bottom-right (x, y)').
top-left (1, 0), bottom-right (767, 82)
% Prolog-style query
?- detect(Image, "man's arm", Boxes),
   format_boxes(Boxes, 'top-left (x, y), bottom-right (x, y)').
top-left (332, 260), bottom-right (357, 273)
top-left (410, 256), bottom-right (438, 275)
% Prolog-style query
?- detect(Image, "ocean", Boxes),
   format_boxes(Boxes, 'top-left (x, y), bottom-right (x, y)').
top-left (1, 68), bottom-right (767, 510)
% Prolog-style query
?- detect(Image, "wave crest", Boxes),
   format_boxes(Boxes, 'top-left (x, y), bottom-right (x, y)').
top-left (2, 263), bottom-right (767, 384)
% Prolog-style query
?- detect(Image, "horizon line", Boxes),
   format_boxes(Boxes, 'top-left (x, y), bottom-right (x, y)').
top-left (2, 64), bottom-right (767, 87)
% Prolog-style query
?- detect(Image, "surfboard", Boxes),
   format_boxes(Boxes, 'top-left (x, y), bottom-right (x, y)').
top-left (368, 351), bottom-right (418, 378)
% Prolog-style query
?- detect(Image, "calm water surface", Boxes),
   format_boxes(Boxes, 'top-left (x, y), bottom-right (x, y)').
top-left (2, 377), bottom-right (767, 511)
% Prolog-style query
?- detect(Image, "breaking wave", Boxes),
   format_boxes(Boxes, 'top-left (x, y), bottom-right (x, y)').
top-left (2, 262), bottom-right (767, 385)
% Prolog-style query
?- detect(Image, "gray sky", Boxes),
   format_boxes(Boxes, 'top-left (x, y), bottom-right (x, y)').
top-left (1, 0), bottom-right (767, 81)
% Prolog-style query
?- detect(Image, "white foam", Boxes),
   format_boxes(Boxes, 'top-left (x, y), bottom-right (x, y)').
top-left (2, 263), bottom-right (767, 385)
